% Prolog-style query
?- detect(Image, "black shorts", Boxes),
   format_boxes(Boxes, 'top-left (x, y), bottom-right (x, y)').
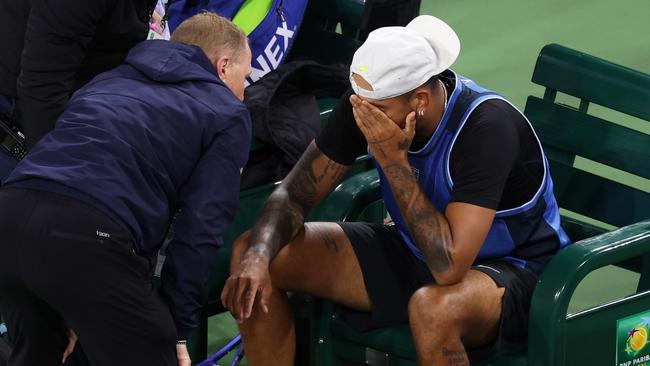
top-left (338, 222), bottom-right (538, 358)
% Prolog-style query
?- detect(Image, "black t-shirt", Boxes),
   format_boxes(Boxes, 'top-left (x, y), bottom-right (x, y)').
top-left (315, 81), bottom-right (544, 211)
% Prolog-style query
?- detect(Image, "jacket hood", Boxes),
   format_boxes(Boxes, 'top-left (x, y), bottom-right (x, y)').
top-left (125, 40), bottom-right (222, 84)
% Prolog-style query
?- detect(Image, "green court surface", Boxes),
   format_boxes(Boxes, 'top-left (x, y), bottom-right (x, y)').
top-left (206, 0), bottom-right (650, 363)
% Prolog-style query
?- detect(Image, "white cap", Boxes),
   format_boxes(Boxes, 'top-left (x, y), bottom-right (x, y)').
top-left (350, 15), bottom-right (461, 100)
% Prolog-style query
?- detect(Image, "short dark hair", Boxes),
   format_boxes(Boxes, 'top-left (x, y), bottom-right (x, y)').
top-left (402, 74), bottom-right (440, 101)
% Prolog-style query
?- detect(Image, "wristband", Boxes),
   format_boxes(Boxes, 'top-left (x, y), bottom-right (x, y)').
top-left (177, 340), bottom-right (187, 345)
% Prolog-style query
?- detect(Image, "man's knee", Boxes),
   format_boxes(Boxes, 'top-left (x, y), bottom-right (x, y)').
top-left (408, 285), bottom-right (461, 329)
top-left (229, 229), bottom-right (295, 289)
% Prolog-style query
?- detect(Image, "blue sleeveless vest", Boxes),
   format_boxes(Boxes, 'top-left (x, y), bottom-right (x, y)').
top-left (167, 0), bottom-right (308, 85)
top-left (375, 71), bottom-right (570, 274)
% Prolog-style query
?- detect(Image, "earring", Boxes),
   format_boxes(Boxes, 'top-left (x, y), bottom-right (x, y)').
top-left (417, 110), bottom-right (424, 118)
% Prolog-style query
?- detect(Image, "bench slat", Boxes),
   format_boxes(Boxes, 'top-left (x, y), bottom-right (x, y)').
top-left (526, 96), bottom-right (650, 180)
top-left (550, 161), bottom-right (650, 227)
top-left (532, 44), bottom-right (650, 121)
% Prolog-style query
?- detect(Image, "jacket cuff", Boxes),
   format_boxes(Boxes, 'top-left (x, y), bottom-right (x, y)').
top-left (176, 326), bottom-right (192, 341)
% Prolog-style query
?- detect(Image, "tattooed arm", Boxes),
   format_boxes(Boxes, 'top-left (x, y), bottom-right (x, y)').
top-left (350, 95), bottom-right (494, 285)
top-left (246, 141), bottom-right (350, 260)
top-left (381, 162), bottom-right (494, 285)
top-left (221, 141), bottom-right (350, 320)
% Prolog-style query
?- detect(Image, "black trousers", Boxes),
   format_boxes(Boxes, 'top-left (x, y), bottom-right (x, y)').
top-left (0, 188), bottom-right (177, 366)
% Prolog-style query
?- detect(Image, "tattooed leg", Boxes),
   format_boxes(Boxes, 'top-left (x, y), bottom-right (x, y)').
top-left (234, 222), bottom-right (371, 366)
top-left (442, 347), bottom-right (470, 366)
top-left (408, 271), bottom-right (504, 366)
top-left (269, 223), bottom-right (371, 310)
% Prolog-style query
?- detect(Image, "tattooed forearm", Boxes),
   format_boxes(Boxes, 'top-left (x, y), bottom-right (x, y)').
top-left (442, 347), bottom-right (469, 366)
top-left (246, 191), bottom-right (305, 259)
top-left (285, 146), bottom-right (322, 214)
top-left (397, 137), bottom-right (411, 151)
top-left (382, 163), bottom-right (454, 273)
top-left (246, 142), bottom-right (349, 259)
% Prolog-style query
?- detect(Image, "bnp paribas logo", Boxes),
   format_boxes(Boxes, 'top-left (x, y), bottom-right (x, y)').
top-left (617, 311), bottom-right (650, 366)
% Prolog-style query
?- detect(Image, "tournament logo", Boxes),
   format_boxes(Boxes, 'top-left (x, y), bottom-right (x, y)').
top-left (617, 311), bottom-right (650, 366)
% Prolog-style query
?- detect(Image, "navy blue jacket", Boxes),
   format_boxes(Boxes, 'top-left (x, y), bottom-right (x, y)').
top-left (4, 40), bottom-right (252, 338)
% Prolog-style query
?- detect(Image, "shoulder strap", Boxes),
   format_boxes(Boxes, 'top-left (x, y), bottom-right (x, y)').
top-left (232, 0), bottom-right (275, 35)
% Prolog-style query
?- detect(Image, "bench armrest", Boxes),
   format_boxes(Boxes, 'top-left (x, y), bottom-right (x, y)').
top-left (528, 220), bottom-right (650, 365)
top-left (310, 169), bottom-right (381, 222)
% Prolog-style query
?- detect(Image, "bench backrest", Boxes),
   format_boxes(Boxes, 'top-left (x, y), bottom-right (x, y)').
top-left (524, 43), bottom-right (650, 241)
top-left (525, 44), bottom-right (650, 366)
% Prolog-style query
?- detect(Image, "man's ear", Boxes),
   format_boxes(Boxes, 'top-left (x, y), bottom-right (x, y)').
top-left (215, 56), bottom-right (230, 81)
top-left (412, 89), bottom-right (430, 112)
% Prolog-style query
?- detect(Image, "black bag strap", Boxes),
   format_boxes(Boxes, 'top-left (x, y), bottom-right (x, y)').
top-left (0, 113), bottom-right (26, 160)
top-left (161, 0), bottom-right (175, 28)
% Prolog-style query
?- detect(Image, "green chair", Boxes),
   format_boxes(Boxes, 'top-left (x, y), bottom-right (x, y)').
top-left (309, 44), bottom-right (650, 365)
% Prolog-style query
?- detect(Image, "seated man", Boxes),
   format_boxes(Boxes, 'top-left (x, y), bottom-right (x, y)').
top-left (221, 15), bottom-right (570, 366)
top-left (0, 13), bottom-right (251, 366)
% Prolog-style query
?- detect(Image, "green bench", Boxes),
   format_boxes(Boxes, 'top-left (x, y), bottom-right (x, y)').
top-left (305, 44), bottom-right (650, 365)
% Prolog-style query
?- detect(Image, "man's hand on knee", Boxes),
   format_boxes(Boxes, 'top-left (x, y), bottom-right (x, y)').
top-left (221, 251), bottom-right (272, 323)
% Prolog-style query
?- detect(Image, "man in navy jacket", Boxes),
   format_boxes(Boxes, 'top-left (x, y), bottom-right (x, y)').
top-left (0, 12), bottom-right (251, 366)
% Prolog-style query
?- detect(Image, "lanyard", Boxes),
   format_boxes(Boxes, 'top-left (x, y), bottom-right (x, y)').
top-left (150, 0), bottom-right (175, 32)
top-left (161, 0), bottom-right (175, 30)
